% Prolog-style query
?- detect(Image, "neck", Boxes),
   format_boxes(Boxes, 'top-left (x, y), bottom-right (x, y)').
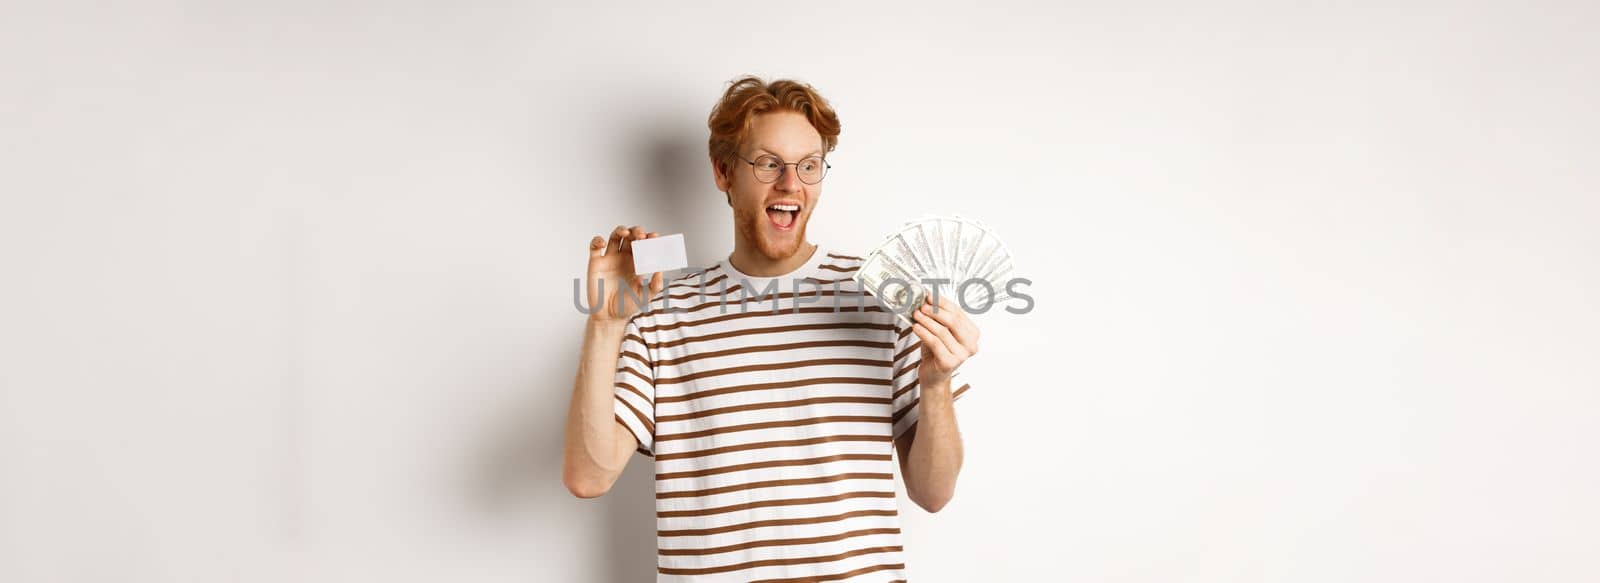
top-left (729, 239), bottom-right (817, 277)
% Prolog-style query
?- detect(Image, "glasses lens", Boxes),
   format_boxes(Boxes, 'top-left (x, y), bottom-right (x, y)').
top-left (752, 155), bottom-right (782, 183)
top-left (798, 157), bottom-right (826, 184)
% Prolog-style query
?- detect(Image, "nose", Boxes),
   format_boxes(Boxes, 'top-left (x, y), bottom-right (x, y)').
top-left (775, 164), bottom-right (803, 192)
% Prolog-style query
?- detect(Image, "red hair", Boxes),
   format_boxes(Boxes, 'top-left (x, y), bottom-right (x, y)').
top-left (707, 76), bottom-right (841, 173)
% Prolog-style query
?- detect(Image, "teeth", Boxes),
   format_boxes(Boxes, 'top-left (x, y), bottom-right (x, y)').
top-left (769, 204), bottom-right (800, 211)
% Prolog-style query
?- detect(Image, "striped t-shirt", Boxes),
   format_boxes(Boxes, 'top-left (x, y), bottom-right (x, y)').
top-left (612, 245), bottom-right (971, 582)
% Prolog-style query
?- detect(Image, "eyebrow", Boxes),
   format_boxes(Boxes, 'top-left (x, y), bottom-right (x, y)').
top-left (753, 145), bottom-right (824, 158)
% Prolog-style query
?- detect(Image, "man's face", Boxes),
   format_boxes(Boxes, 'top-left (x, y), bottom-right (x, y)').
top-left (714, 111), bottom-right (825, 262)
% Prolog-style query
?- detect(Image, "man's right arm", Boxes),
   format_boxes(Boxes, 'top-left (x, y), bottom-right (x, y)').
top-left (561, 225), bottom-right (662, 499)
top-left (561, 318), bottom-right (641, 498)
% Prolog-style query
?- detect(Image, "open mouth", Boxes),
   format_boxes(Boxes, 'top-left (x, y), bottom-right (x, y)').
top-left (765, 202), bottom-right (801, 231)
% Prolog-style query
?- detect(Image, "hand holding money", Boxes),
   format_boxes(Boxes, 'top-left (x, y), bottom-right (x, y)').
top-left (855, 215), bottom-right (1017, 324)
top-left (911, 295), bottom-right (981, 389)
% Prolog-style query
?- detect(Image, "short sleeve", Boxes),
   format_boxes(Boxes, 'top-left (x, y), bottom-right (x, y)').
top-left (612, 316), bottom-right (656, 456)
top-left (890, 318), bottom-right (972, 440)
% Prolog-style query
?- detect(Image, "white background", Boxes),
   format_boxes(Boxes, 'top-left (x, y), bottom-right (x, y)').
top-left (3, 1), bottom-right (1597, 581)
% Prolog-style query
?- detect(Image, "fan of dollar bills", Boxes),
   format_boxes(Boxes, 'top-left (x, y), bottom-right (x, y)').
top-left (853, 215), bottom-right (1017, 324)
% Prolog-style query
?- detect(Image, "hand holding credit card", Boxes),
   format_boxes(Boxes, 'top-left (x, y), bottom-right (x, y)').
top-left (630, 233), bottom-right (688, 275)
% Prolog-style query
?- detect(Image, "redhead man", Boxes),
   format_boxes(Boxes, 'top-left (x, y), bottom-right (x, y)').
top-left (562, 76), bottom-right (978, 582)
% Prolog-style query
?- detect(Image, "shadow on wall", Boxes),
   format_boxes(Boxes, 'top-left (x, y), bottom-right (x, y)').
top-left (464, 318), bottom-right (656, 581)
top-left (628, 110), bottom-right (727, 268)
top-left (467, 115), bottom-right (719, 581)
top-left (600, 455), bottom-right (658, 581)
top-left (599, 120), bottom-right (725, 580)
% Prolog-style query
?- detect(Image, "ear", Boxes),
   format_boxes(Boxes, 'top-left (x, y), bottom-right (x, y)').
top-left (710, 155), bottom-right (732, 196)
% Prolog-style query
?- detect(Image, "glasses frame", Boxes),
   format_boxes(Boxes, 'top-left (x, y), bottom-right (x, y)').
top-left (734, 153), bottom-right (831, 185)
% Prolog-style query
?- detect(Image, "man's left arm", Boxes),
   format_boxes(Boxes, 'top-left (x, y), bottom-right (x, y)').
top-left (895, 295), bottom-right (978, 513)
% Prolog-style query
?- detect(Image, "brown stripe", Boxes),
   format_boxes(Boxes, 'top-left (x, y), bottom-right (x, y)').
top-left (656, 415), bottom-right (889, 442)
top-left (752, 562), bottom-right (906, 583)
top-left (617, 396), bottom-right (655, 435)
top-left (657, 490), bottom-right (895, 518)
top-left (656, 279), bottom-right (727, 304)
top-left (897, 326), bottom-right (913, 340)
top-left (648, 321), bottom-right (894, 350)
top-left (817, 263), bottom-right (859, 273)
top-left (663, 283), bottom-right (743, 301)
top-left (625, 333), bottom-right (646, 345)
top-left (656, 453), bottom-right (891, 480)
top-left (617, 365), bottom-right (651, 385)
top-left (682, 272), bottom-right (729, 288)
top-left (658, 545), bottom-right (902, 576)
top-left (892, 383), bottom-right (970, 424)
top-left (802, 276), bottom-right (856, 285)
top-left (660, 527), bottom-right (899, 556)
top-left (656, 357), bottom-right (890, 385)
top-left (665, 266), bottom-right (724, 289)
top-left (658, 508), bottom-right (897, 537)
top-left (658, 376), bottom-right (890, 406)
top-left (686, 288), bottom-right (870, 315)
top-left (891, 361), bottom-right (918, 382)
top-left (614, 381), bottom-right (651, 404)
top-left (654, 434), bottom-right (890, 462)
top-left (638, 304), bottom-right (882, 335)
top-left (620, 349), bottom-right (649, 366)
top-left (657, 395), bottom-right (890, 424)
top-left (825, 252), bottom-right (863, 261)
top-left (656, 338), bottom-right (894, 367)
top-left (893, 343), bottom-right (918, 363)
top-left (892, 378), bottom-right (919, 400)
top-left (649, 286), bottom-right (870, 318)
top-left (656, 472), bottom-right (893, 499)
top-left (614, 415), bottom-right (654, 457)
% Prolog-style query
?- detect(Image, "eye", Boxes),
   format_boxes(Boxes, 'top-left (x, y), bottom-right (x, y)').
top-left (799, 158), bottom-right (821, 172)
top-left (756, 156), bottom-right (782, 170)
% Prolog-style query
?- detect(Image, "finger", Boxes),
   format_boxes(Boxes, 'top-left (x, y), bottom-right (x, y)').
top-left (929, 294), bottom-right (966, 319)
top-left (920, 297), bottom-right (960, 327)
top-left (646, 231), bottom-right (659, 239)
top-left (912, 321), bottom-right (956, 365)
top-left (933, 294), bottom-right (980, 348)
top-left (616, 276), bottom-right (646, 316)
top-left (915, 309), bottom-right (969, 361)
top-left (587, 237), bottom-right (605, 308)
top-left (587, 235), bottom-right (610, 308)
top-left (606, 225), bottom-right (629, 255)
top-left (920, 299), bottom-right (978, 353)
top-left (625, 225), bottom-right (645, 252)
top-left (629, 277), bottom-right (649, 311)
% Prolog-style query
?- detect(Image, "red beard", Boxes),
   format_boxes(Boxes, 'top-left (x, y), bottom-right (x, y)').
top-left (734, 203), bottom-right (808, 261)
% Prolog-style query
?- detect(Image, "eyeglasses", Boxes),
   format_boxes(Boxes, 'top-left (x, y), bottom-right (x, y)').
top-left (735, 153), bottom-right (831, 185)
